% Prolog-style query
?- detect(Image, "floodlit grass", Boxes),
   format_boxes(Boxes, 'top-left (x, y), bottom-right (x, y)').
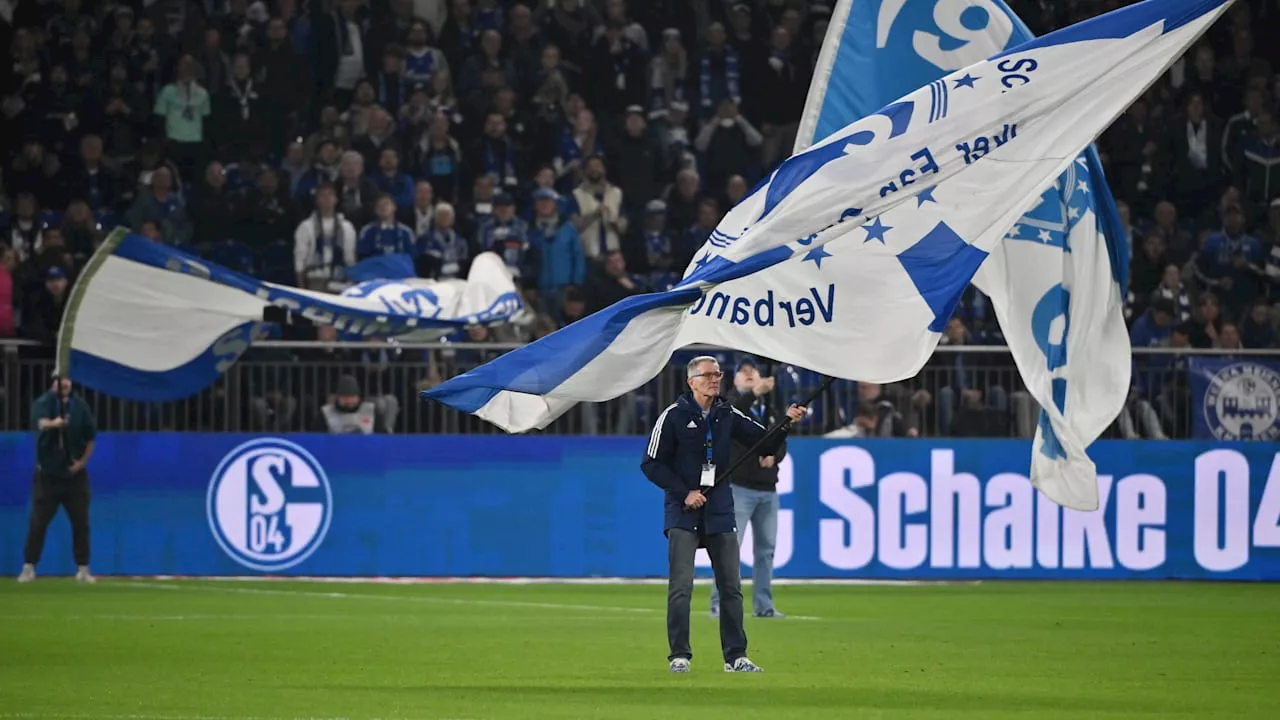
top-left (1, 579), bottom-right (1277, 719)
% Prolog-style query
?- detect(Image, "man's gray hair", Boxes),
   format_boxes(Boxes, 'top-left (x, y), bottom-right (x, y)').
top-left (686, 355), bottom-right (720, 378)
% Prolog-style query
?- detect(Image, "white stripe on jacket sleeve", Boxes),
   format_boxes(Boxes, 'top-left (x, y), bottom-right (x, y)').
top-left (648, 403), bottom-right (678, 458)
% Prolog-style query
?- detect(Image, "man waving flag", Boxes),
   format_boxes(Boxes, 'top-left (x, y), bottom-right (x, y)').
top-left (425, 0), bottom-right (1233, 511)
top-left (788, 0), bottom-right (1134, 512)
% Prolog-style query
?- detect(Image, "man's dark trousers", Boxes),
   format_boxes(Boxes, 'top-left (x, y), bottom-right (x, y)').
top-left (667, 528), bottom-right (747, 663)
top-left (24, 469), bottom-right (91, 567)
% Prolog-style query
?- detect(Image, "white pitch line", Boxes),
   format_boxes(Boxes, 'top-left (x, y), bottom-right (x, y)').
top-left (119, 575), bottom-right (982, 587)
top-left (0, 714), bottom-right (472, 720)
top-left (116, 580), bottom-right (661, 615)
top-left (110, 581), bottom-right (831, 621)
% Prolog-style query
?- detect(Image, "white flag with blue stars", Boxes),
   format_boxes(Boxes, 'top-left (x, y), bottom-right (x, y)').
top-left (780, 0), bottom-right (1139, 512)
top-left (424, 0), bottom-right (1233, 509)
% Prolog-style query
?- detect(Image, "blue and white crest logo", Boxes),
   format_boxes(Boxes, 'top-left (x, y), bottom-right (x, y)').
top-left (207, 438), bottom-right (333, 571)
top-left (1204, 363), bottom-right (1280, 442)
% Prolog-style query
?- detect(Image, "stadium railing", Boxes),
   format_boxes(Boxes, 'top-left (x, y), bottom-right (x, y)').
top-left (2, 338), bottom-right (1277, 438)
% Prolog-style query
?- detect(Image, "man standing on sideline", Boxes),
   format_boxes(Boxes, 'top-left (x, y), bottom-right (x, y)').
top-left (710, 358), bottom-right (787, 619)
top-left (641, 356), bottom-right (805, 673)
top-left (19, 373), bottom-right (97, 584)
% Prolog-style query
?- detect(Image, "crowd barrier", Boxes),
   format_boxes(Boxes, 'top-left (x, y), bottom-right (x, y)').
top-left (4, 341), bottom-right (1279, 440)
top-left (1, 434), bottom-right (1276, 580)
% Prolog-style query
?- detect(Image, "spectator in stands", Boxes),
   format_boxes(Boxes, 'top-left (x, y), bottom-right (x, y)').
top-left (235, 169), bottom-right (295, 251)
top-left (314, 0), bottom-right (369, 109)
top-left (479, 192), bottom-right (535, 283)
top-left (256, 18), bottom-right (309, 154)
top-left (529, 188), bottom-right (583, 324)
top-left (214, 53), bottom-right (268, 162)
top-left (683, 197), bottom-right (722, 268)
top-left (637, 199), bottom-right (676, 287)
top-left (294, 183), bottom-right (357, 291)
top-left (358, 194), bottom-right (416, 259)
top-left (405, 181), bottom-right (437, 238)
top-left (414, 113), bottom-right (465, 204)
top-left (6, 140), bottom-right (61, 211)
top-left (649, 28), bottom-right (689, 115)
top-left (334, 151), bottom-right (379, 229)
top-left (1166, 91), bottom-right (1223, 214)
top-left (1150, 200), bottom-right (1195, 266)
top-left (1132, 233), bottom-right (1171, 301)
top-left (573, 155), bottom-right (626, 261)
top-left (21, 266), bottom-right (70, 350)
top-left (588, 22), bottom-right (647, 117)
top-left (126, 166), bottom-right (193, 246)
top-left (610, 106), bottom-right (667, 220)
top-left (1236, 108), bottom-right (1280, 210)
top-left (0, 247), bottom-right (15, 339)
top-left (94, 62), bottom-right (144, 160)
top-left (419, 202), bottom-right (468, 279)
top-left (404, 20), bottom-right (449, 87)
top-left (696, 98), bottom-right (764, 192)
top-left (1218, 321), bottom-right (1245, 350)
top-left (373, 44), bottom-right (409, 117)
top-left (60, 201), bottom-right (100, 266)
top-left (4, 193), bottom-right (45, 262)
top-left (354, 108), bottom-right (403, 174)
top-left (753, 25), bottom-right (809, 171)
top-left (470, 111), bottom-right (522, 193)
top-left (696, 22), bottom-right (741, 119)
top-left (1241, 298), bottom-right (1277, 348)
top-left (192, 162), bottom-right (236, 247)
top-left (295, 140), bottom-right (342, 205)
top-left (1153, 263), bottom-right (1195, 323)
top-left (1196, 204), bottom-right (1264, 313)
top-left (320, 374), bottom-right (394, 434)
top-left (584, 249), bottom-right (642, 315)
top-left (554, 106), bottom-right (601, 192)
top-left (64, 135), bottom-right (121, 216)
top-left (372, 148), bottom-right (415, 209)
top-left (854, 382), bottom-right (915, 437)
top-left (1221, 85), bottom-right (1268, 173)
top-left (154, 55), bottom-right (212, 184)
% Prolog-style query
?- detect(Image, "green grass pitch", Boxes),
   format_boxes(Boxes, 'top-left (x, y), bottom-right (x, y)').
top-left (1, 579), bottom-right (1277, 719)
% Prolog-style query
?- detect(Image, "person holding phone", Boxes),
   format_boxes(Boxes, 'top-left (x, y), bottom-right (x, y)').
top-left (19, 372), bottom-right (97, 584)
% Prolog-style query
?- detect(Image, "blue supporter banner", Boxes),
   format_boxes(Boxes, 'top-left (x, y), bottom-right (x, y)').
top-left (1187, 357), bottom-right (1280, 442)
top-left (1, 434), bottom-right (1277, 580)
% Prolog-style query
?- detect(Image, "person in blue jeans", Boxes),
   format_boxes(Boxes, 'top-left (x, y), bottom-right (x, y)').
top-left (710, 357), bottom-right (786, 619)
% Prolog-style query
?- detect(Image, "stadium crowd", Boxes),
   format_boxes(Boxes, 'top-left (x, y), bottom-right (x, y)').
top-left (1, 0), bottom-right (1279, 438)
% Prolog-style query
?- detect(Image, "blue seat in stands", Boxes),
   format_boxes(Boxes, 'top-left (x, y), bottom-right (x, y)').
top-left (93, 209), bottom-right (121, 231)
top-left (259, 241), bottom-right (295, 285)
top-left (208, 239), bottom-right (255, 275)
top-left (37, 209), bottom-right (62, 229)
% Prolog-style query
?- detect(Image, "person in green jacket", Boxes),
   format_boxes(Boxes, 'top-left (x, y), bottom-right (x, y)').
top-left (19, 373), bottom-right (97, 584)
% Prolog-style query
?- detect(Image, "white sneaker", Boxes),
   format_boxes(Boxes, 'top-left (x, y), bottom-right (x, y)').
top-left (669, 658), bottom-right (691, 673)
top-left (75, 566), bottom-right (95, 584)
top-left (725, 657), bottom-right (763, 672)
top-left (17, 564), bottom-right (35, 583)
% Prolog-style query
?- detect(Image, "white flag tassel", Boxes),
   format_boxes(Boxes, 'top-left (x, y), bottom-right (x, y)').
top-left (425, 0), bottom-right (1233, 512)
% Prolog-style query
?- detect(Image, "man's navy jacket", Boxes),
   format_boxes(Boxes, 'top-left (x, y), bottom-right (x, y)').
top-left (641, 392), bottom-right (786, 538)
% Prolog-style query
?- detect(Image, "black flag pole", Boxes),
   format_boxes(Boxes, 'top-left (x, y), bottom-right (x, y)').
top-left (687, 375), bottom-right (836, 511)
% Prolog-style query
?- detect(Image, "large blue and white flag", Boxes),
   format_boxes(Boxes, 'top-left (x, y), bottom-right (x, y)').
top-left (792, 0), bottom-right (1134, 512)
top-left (425, 0), bottom-right (1231, 510)
top-left (55, 229), bottom-right (523, 402)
